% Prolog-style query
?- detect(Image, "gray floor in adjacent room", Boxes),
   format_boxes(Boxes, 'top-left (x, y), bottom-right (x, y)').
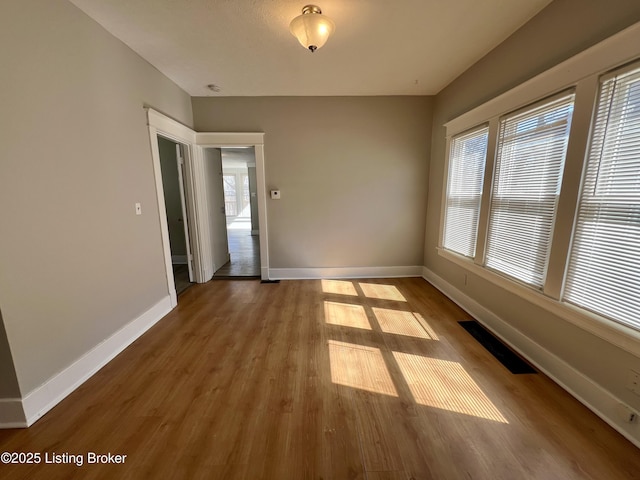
top-left (173, 263), bottom-right (193, 295)
top-left (213, 217), bottom-right (260, 278)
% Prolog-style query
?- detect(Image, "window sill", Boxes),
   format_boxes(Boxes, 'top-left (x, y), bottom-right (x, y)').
top-left (436, 247), bottom-right (640, 357)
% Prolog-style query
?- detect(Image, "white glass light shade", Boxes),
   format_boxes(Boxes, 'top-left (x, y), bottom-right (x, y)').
top-left (289, 6), bottom-right (335, 52)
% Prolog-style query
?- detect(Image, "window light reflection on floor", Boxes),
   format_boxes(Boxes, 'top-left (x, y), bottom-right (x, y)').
top-left (328, 340), bottom-right (398, 396)
top-left (359, 283), bottom-right (407, 302)
top-left (324, 301), bottom-right (372, 330)
top-left (373, 308), bottom-right (439, 340)
top-left (393, 352), bottom-right (508, 423)
top-left (321, 279), bottom-right (358, 296)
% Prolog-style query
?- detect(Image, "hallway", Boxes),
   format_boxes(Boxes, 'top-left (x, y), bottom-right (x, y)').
top-left (213, 217), bottom-right (260, 278)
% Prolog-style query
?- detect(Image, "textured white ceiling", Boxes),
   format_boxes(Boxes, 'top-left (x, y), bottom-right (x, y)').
top-left (69, 0), bottom-right (553, 96)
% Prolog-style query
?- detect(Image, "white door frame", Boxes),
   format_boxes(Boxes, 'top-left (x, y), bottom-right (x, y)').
top-left (175, 144), bottom-right (195, 282)
top-left (147, 109), bottom-right (197, 306)
top-left (146, 108), bottom-right (269, 307)
top-left (196, 132), bottom-right (269, 281)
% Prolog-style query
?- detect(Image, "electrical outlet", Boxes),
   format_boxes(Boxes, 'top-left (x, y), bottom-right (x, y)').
top-left (617, 403), bottom-right (638, 424)
top-left (616, 403), bottom-right (638, 423)
top-left (135, 203), bottom-right (142, 215)
top-left (627, 370), bottom-right (640, 396)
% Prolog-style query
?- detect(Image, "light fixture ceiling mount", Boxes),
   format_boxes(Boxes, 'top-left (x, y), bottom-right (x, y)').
top-left (289, 4), bottom-right (335, 53)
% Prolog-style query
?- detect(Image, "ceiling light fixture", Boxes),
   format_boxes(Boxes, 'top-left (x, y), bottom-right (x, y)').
top-left (289, 5), bottom-right (335, 53)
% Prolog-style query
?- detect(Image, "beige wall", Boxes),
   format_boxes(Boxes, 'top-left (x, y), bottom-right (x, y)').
top-left (193, 97), bottom-right (433, 269)
top-left (0, 0), bottom-right (193, 394)
top-left (0, 311), bottom-right (21, 398)
top-left (425, 0), bottom-right (640, 409)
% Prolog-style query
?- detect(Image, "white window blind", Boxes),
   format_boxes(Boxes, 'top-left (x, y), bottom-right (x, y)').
top-left (564, 65), bottom-right (640, 331)
top-left (485, 94), bottom-right (575, 287)
top-left (443, 127), bottom-right (489, 257)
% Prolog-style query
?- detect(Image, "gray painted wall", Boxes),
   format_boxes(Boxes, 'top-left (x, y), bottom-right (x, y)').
top-left (425, 0), bottom-right (640, 410)
top-left (0, 0), bottom-right (193, 394)
top-left (0, 311), bottom-right (21, 398)
top-left (158, 137), bottom-right (188, 257)
top-left (192, 97), bottom-right (433, 269)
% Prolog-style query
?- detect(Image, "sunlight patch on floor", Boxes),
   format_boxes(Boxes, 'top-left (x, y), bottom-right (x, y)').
top-left (393, 352), bottom-right (508, 423)
top-left (359, 283), bottom-right (407, 302)
top-left (324, 301), bottom-right (372, 330)
top-left (372, 308), bottom-right (439, 340)
top-left (328, 340), bottom-right (398, 396)
top-left (322, 279), bottom-right (358, 296)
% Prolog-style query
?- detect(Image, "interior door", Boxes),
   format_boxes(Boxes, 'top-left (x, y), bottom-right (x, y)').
top-left (204, 148), bottom-right (230, 272)
top-left (176, 144), bottom-right (195, 282)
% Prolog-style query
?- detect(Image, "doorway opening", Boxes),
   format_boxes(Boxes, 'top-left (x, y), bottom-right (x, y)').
top-left (147, 108), bottom-right (270, 303)
top-left (213, 147), bottom-right (261, 278)
top-left (157, 136), bottom-right (195, 295)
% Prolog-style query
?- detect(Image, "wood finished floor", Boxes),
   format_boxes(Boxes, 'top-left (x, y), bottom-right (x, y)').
top-left (1, 278), bottom-right (638, 480)
top-left (214, 220), bottom-right (260, 278)
top-left (173, 264), bottom-right (193, 295)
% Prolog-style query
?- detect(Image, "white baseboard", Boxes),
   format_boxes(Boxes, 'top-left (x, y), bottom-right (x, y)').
top-left (269, 265), bottom-right (423, 280)
top-left (17, 296), bottom-right (173, 428)
top-left (0, 398), bottom-right (27, 428)
top-left (172, 255), bottom-right (188, 265)
top-left (421, 266), bottom-right (640, 448)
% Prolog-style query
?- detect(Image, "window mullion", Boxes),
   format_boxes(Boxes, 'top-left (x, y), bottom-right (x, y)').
top-left (544, 77), bottom-right (601, 299)
top-left (475, 117), bottom-right (500, 266)
top-left (235, 173), bottom-right (243, 216)
top-left (564, 61), bottom-right (640, 331)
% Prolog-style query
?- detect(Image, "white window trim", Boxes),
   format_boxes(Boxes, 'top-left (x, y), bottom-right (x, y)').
top-left (441, 125), bottom-right (489, 258)
top-left (437, 248), bottom-right (640, 356)
top-left (484, 90), bottom-right (575, 289)
top-left (563, 60), bottom-right (640, 331)
top-left (439, 21), bottom-right (640, 358)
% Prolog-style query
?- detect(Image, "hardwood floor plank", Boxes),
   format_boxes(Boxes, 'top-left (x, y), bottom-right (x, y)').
top-left (213, 223), bottom-right (260, 277)
top-left (0, 278), bottom-right (638, 480)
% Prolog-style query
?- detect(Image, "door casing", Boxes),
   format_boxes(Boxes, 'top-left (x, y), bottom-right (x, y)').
top-left (146, 108), bottom-right (269, 307)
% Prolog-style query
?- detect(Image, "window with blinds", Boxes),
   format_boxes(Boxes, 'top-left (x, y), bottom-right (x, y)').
top-left (485, 94), bottom-right (575, 287)
top-left (564, 64), bottom-right (640, 331)
top-left (442, 127), bottom-right (489, 258)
